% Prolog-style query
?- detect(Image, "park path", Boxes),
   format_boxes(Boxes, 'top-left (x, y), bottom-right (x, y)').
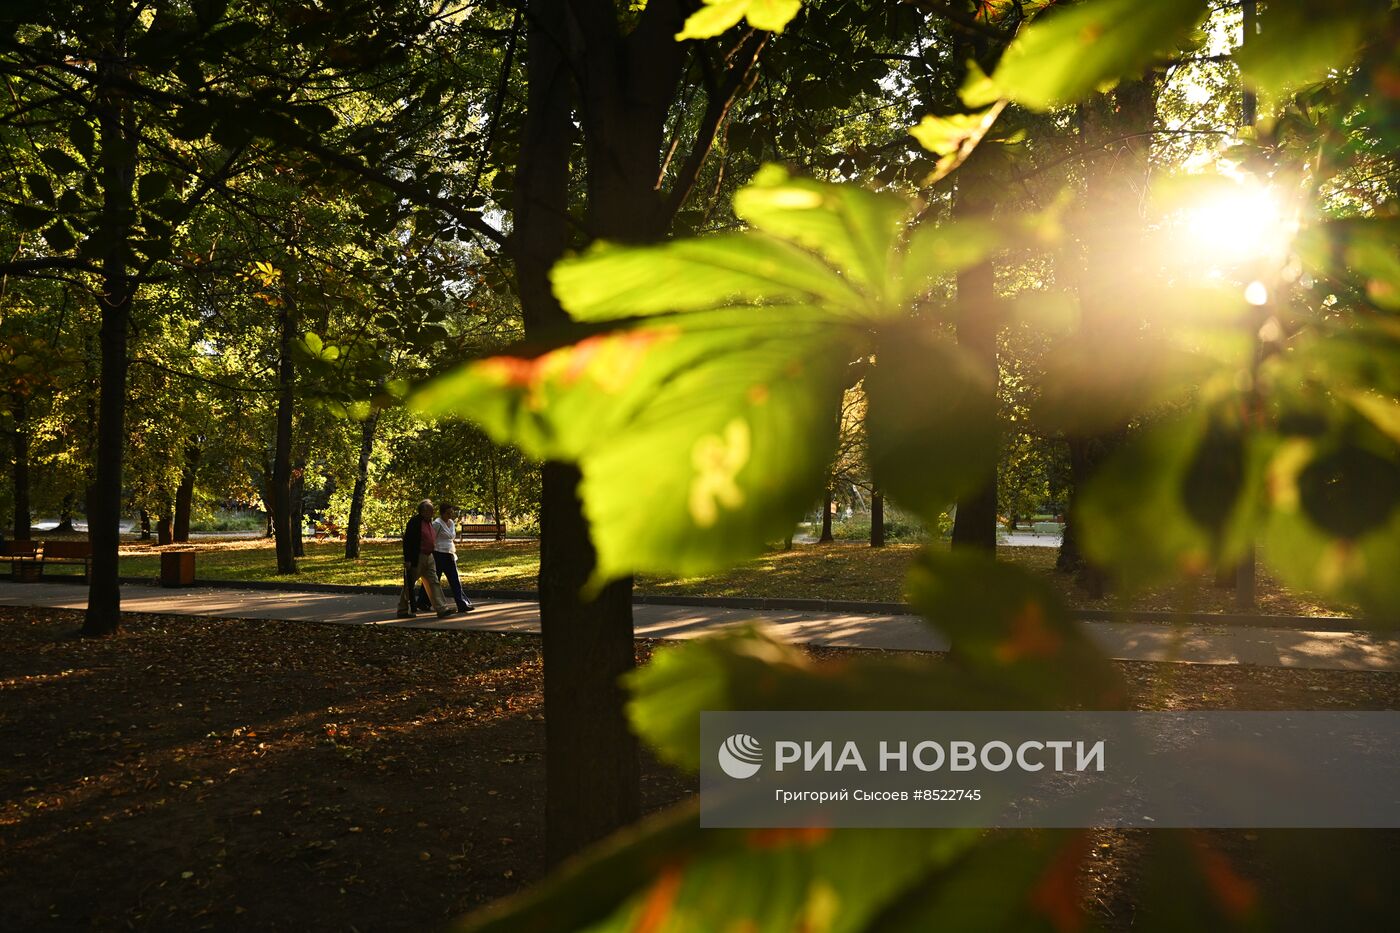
top-left (1, 580), bottom-right (1397, 672)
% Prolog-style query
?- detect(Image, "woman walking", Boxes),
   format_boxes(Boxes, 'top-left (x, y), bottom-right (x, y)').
top-left (399, 499), bottom-right (455, 619)
top-left (417, 503), bottom-right (474, 613)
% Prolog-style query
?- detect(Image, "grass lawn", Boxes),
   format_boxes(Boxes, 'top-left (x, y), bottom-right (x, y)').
top-left (2, 606), bottom-right (1397, 930)
top-left (110, 536), bottom-right (1351, 617)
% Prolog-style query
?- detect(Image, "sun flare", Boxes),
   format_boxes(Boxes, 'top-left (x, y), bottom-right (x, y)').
top-left (1174, 179), bottom-right (1297, 271)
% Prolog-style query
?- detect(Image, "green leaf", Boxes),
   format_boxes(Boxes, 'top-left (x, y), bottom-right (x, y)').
top-left (908, 103), bottom-right (1006, 184)
top-left (865, 326), bottom-right (999, 526)
top-left (964, 0), bottom-right (1206, 111)
top-left (675, 0), bottom-right (802, 40)
top-left (551, 233), bottom-right (863, 321)
top-left (904, 550), bottom-right (1125, 710)
top-left (414, 308), bottom-right (858, 586)
top-left (894, 218), bottom-right (1004, 306)
top-left (210, 19), bottom-right (260, 47)
top-left (133, 238), bottom-right (173, 262)
top-left (1077, 413), bottom-right (1268, 590)
top-left (291, 103), bottom-right (338, 133)
top-left (872, 830), bottom-right (1087, 932)
top-left (38, 147), bottom-right (83, 176)
top-left (11, 203), bottom-right (54, 231)
top-left (1235, 0), bottom-right (1388, 101)
top-left (172, 105), bottom-right (215, 141)
top-left (1035, 334), bottom-right (1224, 434)
top-left (137, 173), bottom-right (172, 201)
top-left (24, 173), bottom-right (54, 205)
top-left (41, 220), bottom-right (76, 253)
top-left (1296, 218), bottom-right (1400, 312)
top-left (69, 119), bottom-right (95, 161)
top-left (733, 164), bottom-right (909, 298)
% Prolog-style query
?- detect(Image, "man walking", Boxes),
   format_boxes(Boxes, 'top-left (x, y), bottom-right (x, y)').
top-left (399, 499), bottom-right (455, 619)
top-left (415, 503), bottom-right (474, 613)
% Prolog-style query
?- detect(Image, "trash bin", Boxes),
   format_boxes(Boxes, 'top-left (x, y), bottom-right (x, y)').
top-left (160, 550), bottom-right (196, 587)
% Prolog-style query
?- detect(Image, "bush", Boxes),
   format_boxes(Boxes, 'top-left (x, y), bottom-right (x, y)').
top-left (188, 510), bottom-right (265, 533)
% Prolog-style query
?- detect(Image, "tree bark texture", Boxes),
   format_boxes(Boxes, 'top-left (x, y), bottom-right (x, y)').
top-left (345, 413), bottom-right (378, 559)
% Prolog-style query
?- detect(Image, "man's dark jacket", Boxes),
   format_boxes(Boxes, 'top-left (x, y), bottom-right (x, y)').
top-left (401, 514), bottom-right (428, 563)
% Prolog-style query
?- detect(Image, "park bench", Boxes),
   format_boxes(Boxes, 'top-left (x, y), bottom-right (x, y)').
top-left (1030, 521), bottom-right (1063, 536)
top-left (313, 520), bottom-right (342, 541)
top-left (1, 540), bottom-right (40, 581)
top-left (456, 522), bottom-right (506, 541)
top-left (38, 540), bottom-right (93, 580)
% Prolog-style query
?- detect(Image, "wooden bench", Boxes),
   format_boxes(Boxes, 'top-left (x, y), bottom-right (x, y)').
top-left (38, 540), bottom-right (92, 580)
top-left (456, 522), bottom-right (506, 541)
top-left (313, 521), bottom-right (342, 541)
top-left (1, 540), bottom-right (40, 581)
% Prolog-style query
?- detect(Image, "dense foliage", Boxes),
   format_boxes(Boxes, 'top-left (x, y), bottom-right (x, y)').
top-left (5, 0), bottom-right (1400, 928)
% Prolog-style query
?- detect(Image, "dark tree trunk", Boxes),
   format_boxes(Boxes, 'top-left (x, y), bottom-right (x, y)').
top-left (345, 413), bottom-right (378, 559)
top-left (139, 508), bottom-right (151, 541)
top-left (11, 393), bottom-right (31, 540)
top-left (871, 490), bottom-right (885, 548)
top-left (515, 0), bottom-right (752, 863)
top-left (490, 446), bottom-right (504, 537)
top-left (291, 456), bottom-right (306, 558)
top-left (516, 0), bottom-right (697, 864)
top-left (516, 0), bottom-right (638, 865)
top-left (155, 514), bottom-right (172, 546)
top-left (83, 29), bottom-right (139, 637)
top-left (819, 490), bottom-right (835, 542)
top-left (783, 534), bottom-right (794, 551)
top-left (56, 493), bottom-right (75, 533)
top-left (950, 147), bottom-right (1000, 553)
top-left (271, 300), bottom-right (297, 574)
top-left (172, 442), bottom-right (200, 542)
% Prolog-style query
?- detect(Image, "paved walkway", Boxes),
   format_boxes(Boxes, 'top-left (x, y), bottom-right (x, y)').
top-left (1, 581), bottom-right (1397, 672)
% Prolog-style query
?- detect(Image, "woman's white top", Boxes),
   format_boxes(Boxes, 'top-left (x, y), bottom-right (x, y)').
top-left (432, 518), bottom-right (457, 555)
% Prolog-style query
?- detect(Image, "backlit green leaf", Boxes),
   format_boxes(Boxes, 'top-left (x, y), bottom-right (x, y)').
top-left (964, 0), bottom-right (1206, 112)
top-left (551, 233), bottom-right (863, 321)
top-left (733, 165), bottom-right (909, 298)
top-left (865, 327), bottom-right (999, 526)
top-left (675, 0), bottom-right (802, 40)
top-left (413, 308), bottom-right (858, 586)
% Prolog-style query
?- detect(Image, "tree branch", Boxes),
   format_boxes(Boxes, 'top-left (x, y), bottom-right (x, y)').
top-left (661, 30), bottom-right (767, 223)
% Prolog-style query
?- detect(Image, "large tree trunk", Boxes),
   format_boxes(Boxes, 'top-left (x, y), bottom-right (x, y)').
top-left (83, 28), bottom-right (139, 637)
top-left (345, 413), bottom-right (378, 559)
top-left (950, 147), bottom-right (1000, 552)
top-left (819, 489), bottom-right (835, 542)
top-left (271, 300), bottom-right (297, 574)
top-left (11, 392), bottom-right (31, 540)
top-left (516, 0), bottom-right (693, 864)
top-left (172, 441), bottom-right (200, 542)
top-left (517, 0), bottom-right (636, 865)
top-left (156, 513), bottom-right (173, 546)
top-left (516, 0), bottom-right (750, 862)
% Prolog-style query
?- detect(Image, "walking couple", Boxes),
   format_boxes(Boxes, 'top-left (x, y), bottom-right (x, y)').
top-left (398, 500), bottom-right (475, 618)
